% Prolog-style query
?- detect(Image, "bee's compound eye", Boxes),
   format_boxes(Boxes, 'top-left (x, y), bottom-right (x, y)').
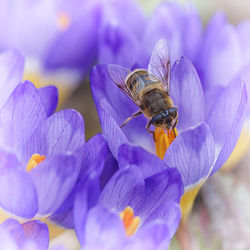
top-left (151, 114), bottom-right (162, 126)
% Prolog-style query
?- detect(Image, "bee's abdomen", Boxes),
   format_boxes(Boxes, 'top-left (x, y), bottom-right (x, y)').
top-left (141, 87), bottom-right (172, 117)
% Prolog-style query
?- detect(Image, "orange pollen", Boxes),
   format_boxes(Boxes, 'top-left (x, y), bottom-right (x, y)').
top-left (57, 12), bottom-right (71, 30)
top-left (154, 127), bottom-right (178, 160)
top-left (26, 154), bottom-right (45, 172)
top-left (120, 206), bottom-right (140, 236)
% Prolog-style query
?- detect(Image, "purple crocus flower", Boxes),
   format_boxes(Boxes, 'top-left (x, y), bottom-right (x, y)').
top-left (79, 205), bottom-right (173, 250)
top-left (0, 80), bottom-right (85, 223)
top-left (91, 39), bottom-right (247, 218)
top-left (0, 0), bottom-right (145, 83)
top-left (73, 138), bottom-right (183, 248)
top-left (0, 219), bottom-right (49, 250)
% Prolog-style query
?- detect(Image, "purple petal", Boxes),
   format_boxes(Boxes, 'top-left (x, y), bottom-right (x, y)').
top-left (118, 144), bottom-right (168, 178)
top-left (98, 167), bottom-right (145, 212)
top-left (84, 206), bottom-right (126, 249)
top-left (143, 3), bottom-right (201, 64)
top-left (22, 220), bottom-right (49, 250)
top-left (170, 57), bottom-right (205, 131)
top-left (132, 222), bottom-right (170, 250)
top-left (30, 154), bottom-right (79, 215)
top-left (0, 50), bottom-right (24, 108)
top-left (0, 81), bottom-right (47, 155)
top-left (199, 12), bottom-right (242, 88)
top-left (164, 123), bottom-right (215, 187)
top-left (141, 202), bottom-right (180, 239)
top-left (0, 167), bottom-right (37, 218)
top-left (0, 219), bottom-right (25, 247)
top-left (91, 64), bottom-right (154, 155)
top-left (73, 179), bottom-right (89, 245)
top-left (0, 147), bottom-right (20, 171)
top-left (98, 21), bottom-right (139, 68)
top-left (22, 109), bottom-right (85, 166)
top-left (237, 63), bottom-right (250, 116)
top-left (0, 228), bottom-right (19, 250)
top-left (136, 169), bottom-right (183, 223)
top-left (237, 21), bottom-right (250, 65)
top-left (44, 2), bottom-right (101, 71)
top-left (207, 79), bottom-right (247, 174)
top-left (38, 86), bottom-right (58, 117)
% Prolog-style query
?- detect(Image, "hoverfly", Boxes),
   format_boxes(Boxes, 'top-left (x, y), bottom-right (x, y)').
top-left (108, 39), bottom-right (178, 137)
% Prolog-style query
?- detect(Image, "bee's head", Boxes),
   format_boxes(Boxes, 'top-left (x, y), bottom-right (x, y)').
top-left (150, 107), bottom-right (178, 129)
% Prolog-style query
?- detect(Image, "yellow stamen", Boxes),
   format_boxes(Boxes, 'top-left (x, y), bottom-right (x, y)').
top-left (120, 206), bottom-right (140, 236)
top-left (57, 12), bottom-right (71, 30)
top-left (26, 154), bottom-right (45, 172)
top-left (154, 127), bottom-right (177, 159)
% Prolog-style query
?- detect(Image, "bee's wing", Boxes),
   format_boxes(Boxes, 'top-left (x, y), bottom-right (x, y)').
top-left (108, 64), bottom-right (143, 107)
top-left (148, 39), bottom-right (171, 94)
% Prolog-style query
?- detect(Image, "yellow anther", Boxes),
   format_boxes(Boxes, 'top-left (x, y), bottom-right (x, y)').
top-left (120, 206), bottom-right (140, 236)
top-left (57, 12), bottom-right (71, 30)
top-left (154, 127), bottom-right (177, 159)
top-left (26, 154), bottom-right (45, 172)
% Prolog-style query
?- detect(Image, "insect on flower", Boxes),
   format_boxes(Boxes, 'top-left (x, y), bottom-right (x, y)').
top-left (108, 39), bottom-right (178, 137)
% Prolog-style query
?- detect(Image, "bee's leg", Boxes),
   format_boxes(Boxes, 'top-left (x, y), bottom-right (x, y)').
top-left (120, 110), bottom-right (142, 128)
top-left (146, 121), bottom-right (154, 136)
top-left (172, 119), bottom-right (178, 138)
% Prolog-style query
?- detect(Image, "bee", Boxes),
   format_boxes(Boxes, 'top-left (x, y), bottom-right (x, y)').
top-left (108, 39), bottom-right (178, 137)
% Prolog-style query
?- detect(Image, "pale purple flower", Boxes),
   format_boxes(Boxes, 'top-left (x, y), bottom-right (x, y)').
top-left (0, 80), bottom-right (85, 220)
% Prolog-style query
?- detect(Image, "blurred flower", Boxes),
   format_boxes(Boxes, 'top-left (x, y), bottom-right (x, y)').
top-left (91, 40), bottom-right (247, 220)
top-left (0, 80), bottom-right (85, 226)
top-left (73, 140), bottom-right (183, 248)
top-left (0, 219), bottom-right (49, 250)
top-left (0, 0), bottom-right (145, 105)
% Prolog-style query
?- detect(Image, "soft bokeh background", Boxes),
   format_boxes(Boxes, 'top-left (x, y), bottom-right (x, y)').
top-left (60, 1), bottom-right (250, 250)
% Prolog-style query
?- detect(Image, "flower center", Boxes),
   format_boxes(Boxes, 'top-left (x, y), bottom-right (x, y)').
top-left (57, 12), bottom-right (71, 30)
top-left (154, 127), bottom-right (178, 159)
top-left (120, 206), bottom-right (140, 236)
top-left (26, 154), bottom-right (45, 172)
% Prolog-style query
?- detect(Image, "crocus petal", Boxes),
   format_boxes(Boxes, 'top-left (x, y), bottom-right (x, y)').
top-left (98, 21), bottom-right (139, 68)
top-left (170, 57), bottom-right (205, 131)
top-left (130, 222), bottom-right (170, 250)
top-left (207, 79), bottom-right (247, 174)
top-left (73, 179), bottom-right (89, 246)
top-left (98, 167), bottom-right (145, 212)
top-left (141, 202), bottom-right (180, 239)
top-left (118, 144), bottom-right (168, 178)
top-left (30, 154), bottom-right (79, 215)
top-left (143, 3), bottom-right (201, 64)
top-left (44, 1), bottom-right (101, 71)
top-left (38, 86), bottom-right (58, 117)
top-left (0, 219), bottom-right (25, 247)
top-left (0, 50), bottom-right (24, 108)
top-left (237, 21), bottom-right (250, 65)
top-left (84, 206), bottom-right (126, 250)
top-left (22, 109), bottom-right (85, 166)
top-left (22, 220), bottom-right (49, 250)
top-left (0, 147), bottom-right (19, 171)
top-left (0, 81), bottom-right (47, 155)
top-left (0, 167), bottom-right (37, 218)
top-left (164, 122), bottom-right (215, 187)
top-left (136, 169), bottom-right (183, 224)
top-left (199, 12), bottom-right (242, 88)
top-left (0, 228), bottom-right (19, 250)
